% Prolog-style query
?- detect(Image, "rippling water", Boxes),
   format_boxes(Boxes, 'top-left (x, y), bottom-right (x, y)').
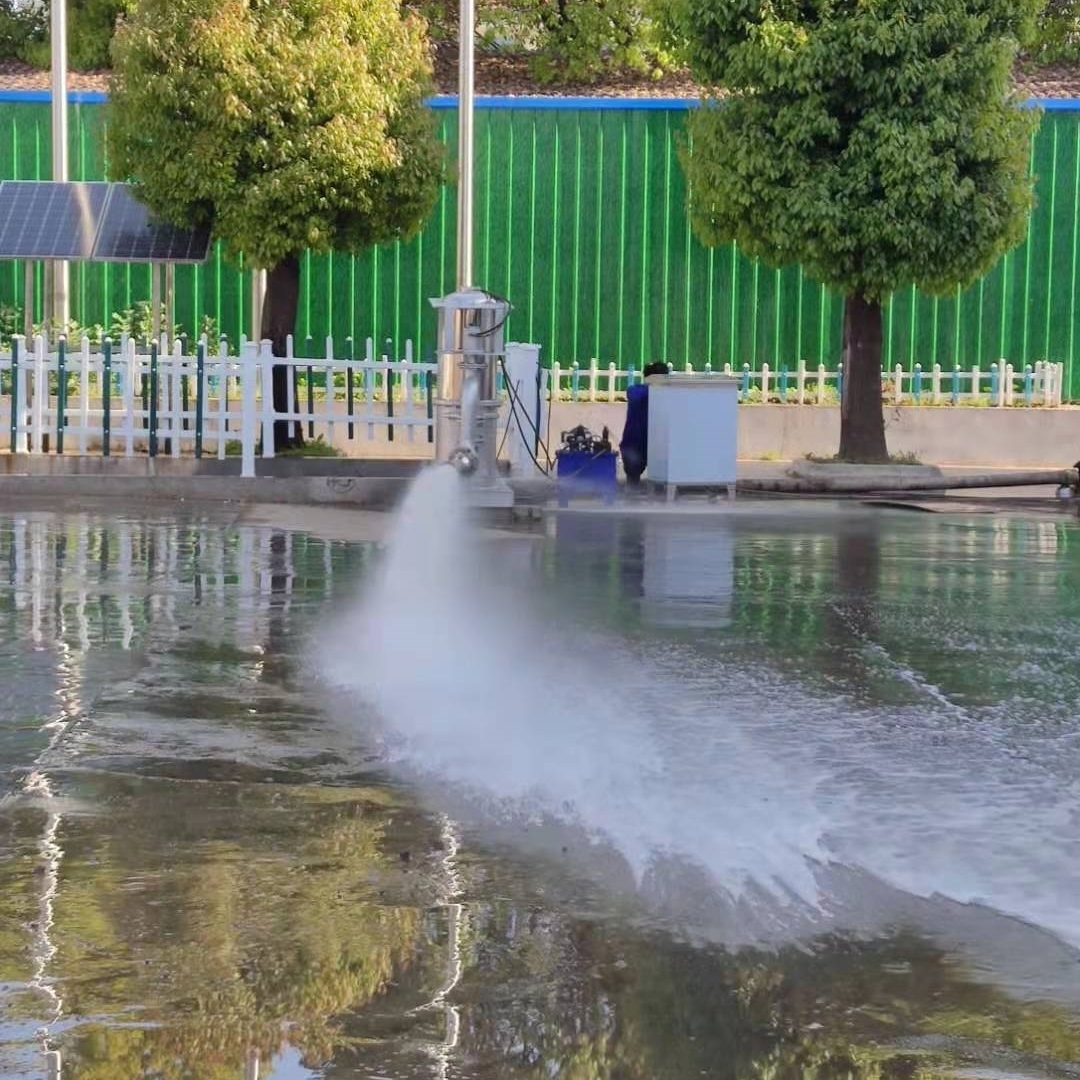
top-left (1, 502), bottom-right (1079, 1079)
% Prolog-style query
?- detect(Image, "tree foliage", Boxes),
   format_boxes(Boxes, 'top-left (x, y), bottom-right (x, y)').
top-left (106, 0), bottom-right (444, 272)
top-left (1025, 0), bottom-right (1080, 62)
top-left (0, 0), bottom-right (127, 71)
top-left (484, 0), bottom-right (673, 84)
top-left (669, 0), bottom-right (1040, 303)
top-left (666, 0), bottom-right (1041, 459)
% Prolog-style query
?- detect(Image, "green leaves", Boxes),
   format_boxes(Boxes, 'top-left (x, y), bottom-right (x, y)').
top-left (673, 0), bottom-right (1041, 302)
top-left (106, 0), bottom-right (445, 270)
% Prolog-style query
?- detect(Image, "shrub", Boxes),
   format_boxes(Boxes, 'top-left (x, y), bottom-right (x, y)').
top-left (18, 1), bottom-right (128, 71)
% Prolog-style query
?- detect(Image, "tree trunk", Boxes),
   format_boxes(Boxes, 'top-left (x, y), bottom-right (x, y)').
top-left (824, 524), bottom-right (882, 671)
top-left (838, 294), bottom-right (888, 463)
top-left (261, 256), bottom-right (303, 451)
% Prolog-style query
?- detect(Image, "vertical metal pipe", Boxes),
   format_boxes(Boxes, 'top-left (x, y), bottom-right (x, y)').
top-left (251, 269), bottom-right (266, 341)
top-left (164, 263), bottom-right (176, 344)
top-left (151, 264), bottom-right (162, 343)
top-left (456, 0), bottom-right (475, 291)
top-left (50, 0), bottom-right (69, 328)
top-left (23, 262), bottom-right (34, 338)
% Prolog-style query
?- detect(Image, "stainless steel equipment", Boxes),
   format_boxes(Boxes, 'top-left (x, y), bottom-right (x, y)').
top-left (430, 288), bottom-right (514, 507)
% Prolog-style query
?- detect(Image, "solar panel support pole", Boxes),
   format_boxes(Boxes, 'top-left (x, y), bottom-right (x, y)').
top-left (151, 263), bottom-right (162, 344)
top-left (50, 0), bottom-right (69, 329)
top-left (165, 263), bottom-right (175, 344)
top-left (23, 262), bottom-right (33, 339)
top-left (252, 269), bottom-right (266, 341)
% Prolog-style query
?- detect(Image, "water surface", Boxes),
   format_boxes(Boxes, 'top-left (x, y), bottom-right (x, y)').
top-left (1, 500), bottom-right (1079, 1079)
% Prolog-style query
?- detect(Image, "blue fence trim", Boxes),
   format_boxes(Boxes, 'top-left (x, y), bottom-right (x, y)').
top-left (0, 90), bottom-right (108, 105)
top-left (426, 94), bottom-right (698, 110)
top-left (0, 88), bottom-right (1075, 111)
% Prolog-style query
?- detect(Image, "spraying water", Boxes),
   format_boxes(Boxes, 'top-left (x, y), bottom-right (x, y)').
top-left (320, 469), bottom-right (1080, 961)
top-left (322, 468), bottom-right (827, 913)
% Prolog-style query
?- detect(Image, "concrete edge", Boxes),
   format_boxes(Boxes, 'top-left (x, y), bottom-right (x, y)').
top-left (0, 475), bottom-right (408, 509)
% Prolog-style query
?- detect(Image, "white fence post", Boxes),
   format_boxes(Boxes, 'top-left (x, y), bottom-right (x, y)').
top-left (240, 341), bottom-right (258, 478)
top-left (78, 336), bottom-right (90, 454)
top-left (123, 337), bottom-right (137, 457)
top-left (402, 339), bottom-right (415, 441)
top-left (215, 338), bottom-right (229, 460)
top-left (796, 359), bottom-right (806, 404)
top-left (32, 334), bottom-right (46, 454)
top-left (551, 361), bottom-right (562, 401)
top-left (285, 334), bottom-right (297, 420)
top-left (931, 363), bottom-right (942, 404)
top-left (260, 340), bottom-right (276, 458)
top-left (816, 364), bottom-right (826, 405)
top-left (12, 335), bottom-right (27, 451)
top-left (893, 364), bottom-right (904, 404)
top-left (363, 337), bottom-right (376, 437)
top-left (1004, 363), bottom-right (1015, 406)
top-left (761, 362), bottom-right (770, 400)
top-left (170, 338), bottom-right (183, 458)
top-left (325, 335), bottom-right (336, 446)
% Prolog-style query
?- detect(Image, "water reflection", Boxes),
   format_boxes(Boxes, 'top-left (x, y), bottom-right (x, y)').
top-left (551, 508), bottom-right (1080, 709)
top-left (553, 514), bottom-right (735, 629)
top-left (0, 510), bottom-right (1079, 1079)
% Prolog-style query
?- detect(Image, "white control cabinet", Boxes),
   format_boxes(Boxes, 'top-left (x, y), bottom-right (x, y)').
top-left (645, 373), bottom-right (739, 500)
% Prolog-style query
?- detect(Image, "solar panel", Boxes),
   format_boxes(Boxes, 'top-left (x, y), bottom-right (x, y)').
top-left (93, 184), bottom-right (212, 264)
top-left (0, 181), bottom-right (212, 263)
top-left (0, 181), bottom-right (111, 259)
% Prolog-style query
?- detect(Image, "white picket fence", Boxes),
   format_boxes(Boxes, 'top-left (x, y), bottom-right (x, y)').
top-left (2, 333), bottom-right (444, 474)
top-left (549, 357), bottom-right (1067, 406)
top-left (0, 333), bottom-right (1068, 476)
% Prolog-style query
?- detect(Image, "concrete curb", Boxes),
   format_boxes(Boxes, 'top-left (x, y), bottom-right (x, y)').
top-left (0, 454), bottom-right (424, 479)
top-left (0, 472), bottom-right (559, 511)
top-left (0, 474), bottom-right (408, 508)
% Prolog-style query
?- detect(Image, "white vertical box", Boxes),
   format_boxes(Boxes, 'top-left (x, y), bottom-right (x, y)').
top-left (645, 373), bottom-right (739, 495)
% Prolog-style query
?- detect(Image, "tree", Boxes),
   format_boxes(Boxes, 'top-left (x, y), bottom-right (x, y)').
top-left (107, 0), bottom-right (444, 448)
top-left (1027, 0), bottom-right (1080, 62)
top-left (488, 0), bottom-right (671, 84)
top-left (667, 0), bottom-right (1040, 461)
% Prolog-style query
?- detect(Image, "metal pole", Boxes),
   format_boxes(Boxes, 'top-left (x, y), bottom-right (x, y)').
top-left (50, 0), bottom-right (69, 329)
top-left (164, 263), bottom-right (176, 345)
top-left (456, 0), bottom-right (474, 291)
top-left (251, 269), bottom-right (267, 341)
top-left (23, 261), bottom-right (33, 338)
top-left (151, 264), bottom-right (162, 345)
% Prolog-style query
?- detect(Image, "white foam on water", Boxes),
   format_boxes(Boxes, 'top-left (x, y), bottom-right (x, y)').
top-left (319, 469), bottom-right (1080, 952)
top-left (319, 467), bottom-right (830, 916)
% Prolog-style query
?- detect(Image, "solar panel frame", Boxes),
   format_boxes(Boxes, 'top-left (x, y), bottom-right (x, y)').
top-left (0, 180), bottom-right (212, 264)
top-left (0, 180), bottom-right (112, 260)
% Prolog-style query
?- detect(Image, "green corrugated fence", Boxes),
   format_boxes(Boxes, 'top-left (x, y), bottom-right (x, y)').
top-left (1, 94), bottom-right (1079, 398)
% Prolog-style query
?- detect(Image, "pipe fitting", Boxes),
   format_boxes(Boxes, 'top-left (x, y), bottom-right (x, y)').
top-left (449, 445), bottom-right (479, 476)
